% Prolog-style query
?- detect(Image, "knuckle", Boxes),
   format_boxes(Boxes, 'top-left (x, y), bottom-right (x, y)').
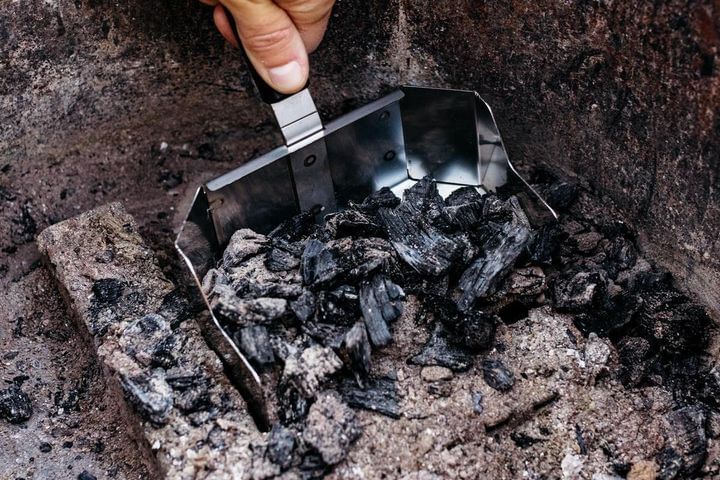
top-left (243, 26), bottom-right (295, 54)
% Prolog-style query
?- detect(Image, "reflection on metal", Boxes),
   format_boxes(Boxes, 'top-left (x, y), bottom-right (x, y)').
top-left (175, 85), bottom-right (557, 429)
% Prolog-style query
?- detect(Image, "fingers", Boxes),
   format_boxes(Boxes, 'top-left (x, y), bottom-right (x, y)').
top-left (274, 0), bottom-right (335, 52)
top-left (219, 0), bottom-right (309, 94)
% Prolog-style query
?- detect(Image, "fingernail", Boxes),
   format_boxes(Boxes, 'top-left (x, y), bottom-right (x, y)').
top-left (268, 61), bottom-right (304, 92)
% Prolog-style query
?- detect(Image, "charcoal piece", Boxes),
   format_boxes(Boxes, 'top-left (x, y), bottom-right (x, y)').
top-left (573, 291), bottom-right (639, 336)
top-left (267, 425), bottom-right (296, 470)
top-left (302, 321), bottom-right (349, 350)
top-left (303, 391), bottom-right (361, 465)
top-left (222, 229), bottom-right (267, 268)
top-left (662, 406), bottom-right (708, 477)
top-left (338, 375), bottom-right (400, 419)
top-left (315, 286), bottom-right (359, 325)
top-left (427, 296), bottom-right (496, 352)
top-left (341, 322), bottom-right (372, 384)
top-left (409, 323), bottom-right (473, 372)
top-left (268, 209), bottom-right (318, 243)
top-left (656, 447), bottom-right (682, 480)
top-left (291, 290), bottom-right (317, 323)
top-left (237, 326), bottom-right (275, 368)
top-left (457, 198), bottom-right (532, 311)
top-left (617, 336), bottom-right (654, 387)
top-left (357, 186), bottom-right (400, 213)
top-left (231, 275), bottom-right (303, 300)
top-left (150, 334), bottom-right (183, 369)
top-left (0, 385), bottom-right (33, 424)
top-left (359, 274), bottom-right (405, 347)
top-left (511, 432), bottom-right (544, 448)
top-left (159, 288), bottom-right (194, 325)
top-left (173, 377), bottom-right (212, 414)
top-left (378, 201), bottom-right (462, 277)
top-left (482, 359), bottom-right (515, 392)
top-left (120, 314), bottom-right (174, 368)
top-left (278, 384), bottom-right (309, 425)
top-left (528, 224), bottom-right (562, 266)
top-left (265, 247), bottom-right (300, 272)
top-left (636, 293), bottom-right (711, 355)
top-left (343, 237), bottom-right (397, 280)
top-left (212, 295), bottom-right (287, 327)
top-left (603, 236), bottom-right (638, 278)
top-left (282, 345), bottom-right (343, 398)
top-left (401, 177), bottom-right (452, 231)
top-left (119, 370), bottom-right (173, 427)
top-left (302, 239), bottom-right (341, 286)
top-left (448, 310), bottom-right (497, 353)
top-left (549, 267), bottom-right (609, 313)
top-left (543, 181), bottom-right (578, 211)
top-left (78, 472), bottom-right (98, 480)
top-left (444, 186), bottom-right (485, 229)
top-left (322, 209), bottom-right (384, 239)
top-left (91, 278), bottom-right (126, 304)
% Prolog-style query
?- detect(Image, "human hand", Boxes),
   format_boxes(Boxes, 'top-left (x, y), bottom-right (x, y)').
top-left (199, 0), bottom-right (335, 94)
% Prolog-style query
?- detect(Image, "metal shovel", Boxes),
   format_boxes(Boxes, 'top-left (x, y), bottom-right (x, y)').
top-left (176, 40), bottom-right (556, 428)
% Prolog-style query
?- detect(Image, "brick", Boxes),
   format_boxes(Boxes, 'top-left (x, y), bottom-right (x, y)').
top-left (37, 202), bottom-right (259, 479)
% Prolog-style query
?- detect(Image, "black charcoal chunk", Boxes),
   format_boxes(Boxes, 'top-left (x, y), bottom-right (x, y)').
top-left (315, 286), bottom-right (359, 325)
top-left (358, 186), bottom-right (401, 213)
top-left (290, 290), bottom-right (317, 323)
top-left (457, 197), bottom-right (532, 311)
top-left (482, 359), bottom-right (515, 392)
top-left (549, 266), bottom-right (609, 313)
top-left (359, 274), bottom-right (405, 347)
top-left (341, 322), bottom-right (372, 384)
top-left (662, 405), bottom-right (708, 477)
top-left (617, 336), bottom-right (653, 387)
top-left (543, 181), bottom-right (578, 211)
top-left (265, 247), bottom-right (300, 272)
top-left (119, 370), bottom-right (173, 427)
top-left (302, 239), bottom-right (341, 286)
top-left (222, 229), bottom-right (267, 268)
top-left (444, 186), bottom-right (485, 229)
top-left (267, 425), bottom-right (296, 470)
top-left (91, 278), bottom-right (126, 304)
top-left (428, 296), bottom-right (496, 353)
top-left (339, 375), bottom-right (401, 419)
top-left (409, 323), bottom-right (473, 372)
top-left (0, 385), bottom-right (33, 424)
top-left (278, 384), bottom-right (309, 425)
top-left (303, 391), bottom-right (361, 465)
top-left (78, 471), bottom-right (98, 480)
top-left (237, 326), bottom-right (275, 368)
top-left (120, 314), bottom-right (175, 368)
top-left (212, 295), bottom-right (287, 326)
top-left (268, 209), bottom-right (318, 243)
top-left (378, 201), bottom-right (462, 276)
top-left (528, 224), bottom-right (562, 266)
top-left (322, 209), bottom-right (384, 239)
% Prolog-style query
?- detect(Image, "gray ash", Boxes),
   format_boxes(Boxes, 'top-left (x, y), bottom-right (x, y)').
top-left (205, 172), bottom-right (716, 477)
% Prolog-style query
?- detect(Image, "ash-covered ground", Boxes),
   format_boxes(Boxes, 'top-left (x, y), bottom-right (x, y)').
top-left (198, 170), bottom-right (720, 479)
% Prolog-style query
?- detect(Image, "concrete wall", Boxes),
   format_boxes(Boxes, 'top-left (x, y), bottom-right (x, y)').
top-left (2, 0), bottom-right (719, 313)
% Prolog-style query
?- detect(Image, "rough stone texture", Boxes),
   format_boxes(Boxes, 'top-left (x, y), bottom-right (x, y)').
top-left (36, 203), bottom-right (262, 479)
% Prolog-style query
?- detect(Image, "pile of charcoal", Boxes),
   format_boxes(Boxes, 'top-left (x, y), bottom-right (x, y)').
top-left (201, 171), bottom-right (718, 478)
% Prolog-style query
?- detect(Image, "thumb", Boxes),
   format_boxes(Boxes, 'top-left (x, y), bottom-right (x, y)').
top-left (216, 0), bottom-right (309, 94)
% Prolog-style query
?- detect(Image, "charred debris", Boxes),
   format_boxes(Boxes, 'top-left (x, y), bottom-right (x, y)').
top-left (199, 172), bottom-right (716, 478)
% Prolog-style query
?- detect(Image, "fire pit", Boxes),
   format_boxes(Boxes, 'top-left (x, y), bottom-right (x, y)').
top-left (2, 1), bottom-right (719, 479)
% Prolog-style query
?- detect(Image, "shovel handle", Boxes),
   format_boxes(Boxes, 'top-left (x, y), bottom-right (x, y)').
top-left (221, 6), bottom-right (307, 105)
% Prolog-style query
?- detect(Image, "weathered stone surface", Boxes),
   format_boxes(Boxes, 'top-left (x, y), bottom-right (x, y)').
top-left (37, 202), bottom-right (261, 479)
